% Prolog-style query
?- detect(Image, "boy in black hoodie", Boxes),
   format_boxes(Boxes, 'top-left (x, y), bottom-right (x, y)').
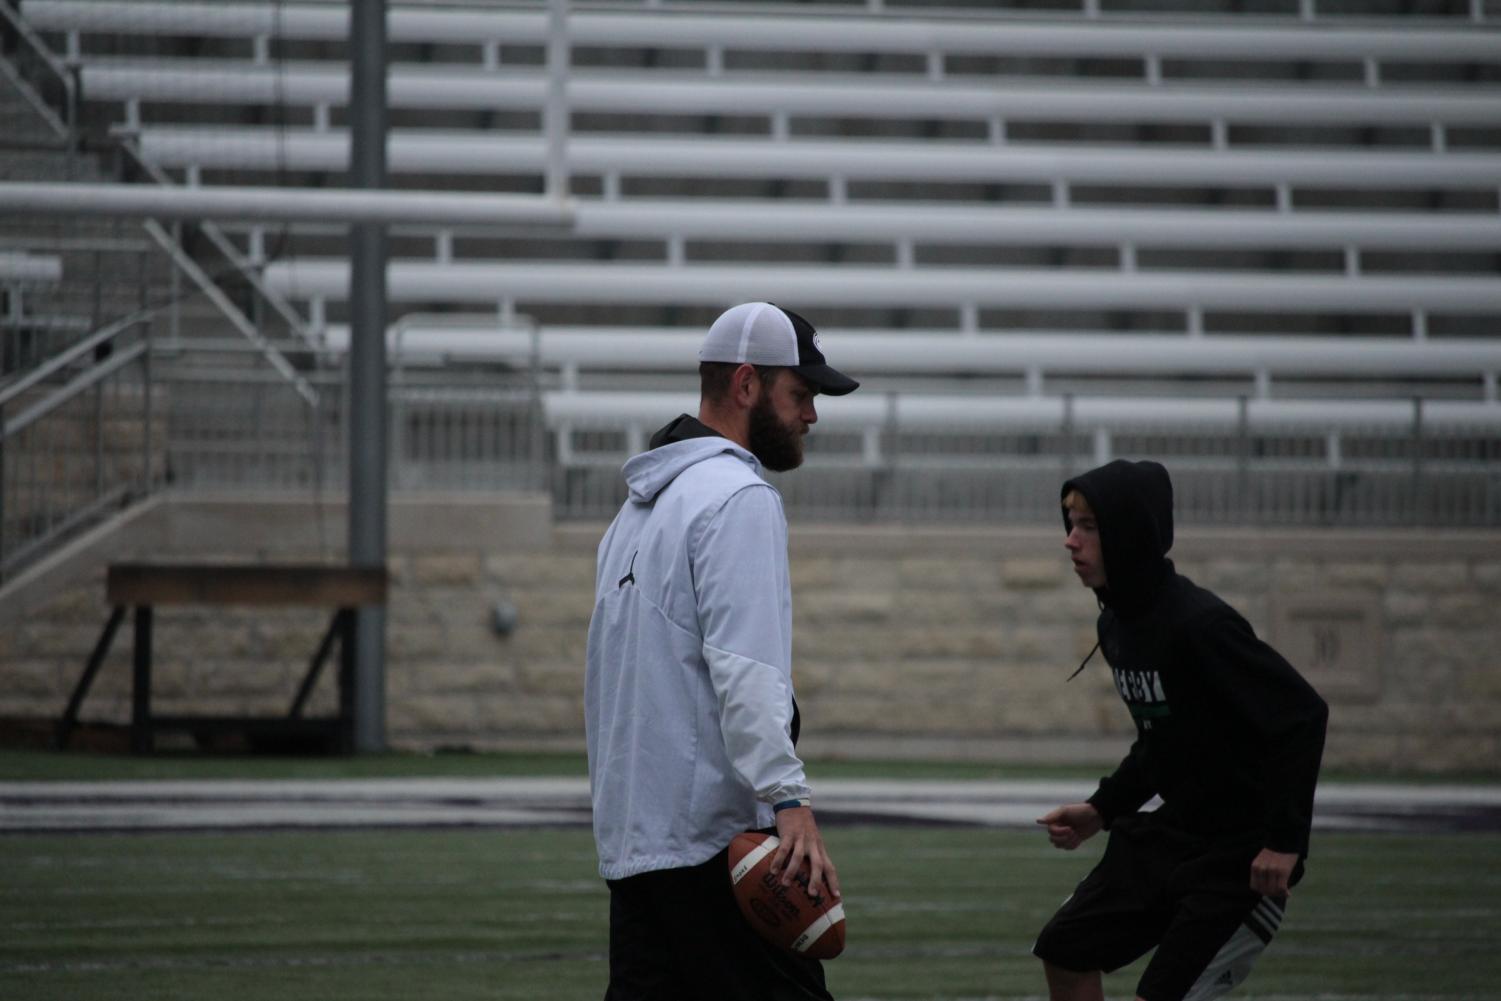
top-left (1033, 459), bottom-right (1328, 1001)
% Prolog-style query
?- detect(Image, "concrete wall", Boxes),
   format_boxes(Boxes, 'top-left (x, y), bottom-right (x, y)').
top-left (2, 493), bottom-right (1498, 772)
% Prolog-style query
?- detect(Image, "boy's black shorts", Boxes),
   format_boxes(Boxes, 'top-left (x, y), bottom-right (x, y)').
top-left (1033, 814), bottom-right (1294, 1001)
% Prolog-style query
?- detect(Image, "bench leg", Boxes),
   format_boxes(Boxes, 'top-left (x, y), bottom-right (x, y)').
top-left (289, 611), bottom-right (345, 718)
top-left (337, 608), bottom-right (357, 754)
top-left (56, 605), bottom-right (127, 749)
top-left (131, 605), bottom-right (153, 755)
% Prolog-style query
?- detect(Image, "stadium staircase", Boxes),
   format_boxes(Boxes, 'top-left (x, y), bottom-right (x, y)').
top-left (1, 3), bottom-right (334, 588)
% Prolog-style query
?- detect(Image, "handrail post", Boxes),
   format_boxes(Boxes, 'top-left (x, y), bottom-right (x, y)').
top-left (545, 0), bottom-right (570, 202)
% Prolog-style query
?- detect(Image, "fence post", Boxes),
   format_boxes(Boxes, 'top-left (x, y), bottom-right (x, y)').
top-left (878, 390), bottom-right (897, 521)
top-left (389, 328), bottom-right (407, 490)
top-left (0, 408), bottom-right (7, 583)
top-left (528, 318), bottom-right (546, 491)
top-left (1236, 395), bottom-right (1250, 525)
top-left (1060, 392), bottom-right (1074, 482)
top-left (1410, 396), bottom-right (1425, 526)
top-left (141, 318), bottom-right (153, 499)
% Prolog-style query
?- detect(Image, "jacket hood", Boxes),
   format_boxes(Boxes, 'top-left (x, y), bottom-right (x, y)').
top-left (624, 415), bottom-right (757, 503)
top-left (1061, 459), bottom-right (1174, 614)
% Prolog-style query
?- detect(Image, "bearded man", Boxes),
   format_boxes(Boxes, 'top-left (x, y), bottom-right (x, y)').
top-left (584, 302), bottom-right (859, 1001)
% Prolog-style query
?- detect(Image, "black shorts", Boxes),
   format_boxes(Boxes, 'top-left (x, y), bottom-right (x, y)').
top-left (1033, 814), bottom-right (1292, 1001)
top-left (604, 843), bottom-right (833, 1001)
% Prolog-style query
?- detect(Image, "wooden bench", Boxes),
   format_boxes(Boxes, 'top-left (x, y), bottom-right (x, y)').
top-left (57, 563), bottom-right (388, 754)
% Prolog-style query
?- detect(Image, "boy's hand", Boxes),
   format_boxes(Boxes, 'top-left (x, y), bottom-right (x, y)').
top-left (1250, 847), bottom-right (1298, 898)
top-left (1036, 803), bottom-right (1103, 850)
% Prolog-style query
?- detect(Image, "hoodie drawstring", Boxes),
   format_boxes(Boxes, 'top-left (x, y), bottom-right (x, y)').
top-left (1066, 640), bottom-right (1101, 682)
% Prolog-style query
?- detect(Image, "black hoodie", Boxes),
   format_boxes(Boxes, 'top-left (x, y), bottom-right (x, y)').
top-left (1062, 460), bottom-right (1329, 857)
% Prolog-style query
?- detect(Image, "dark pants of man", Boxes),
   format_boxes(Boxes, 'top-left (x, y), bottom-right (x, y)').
top-left (605, 846), bottom-right (833, 1001)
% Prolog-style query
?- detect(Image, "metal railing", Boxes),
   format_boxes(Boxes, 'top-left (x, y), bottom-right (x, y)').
top-left (151, 365), bottom-right (1501, 528)
top-left (546, 401), bottom-right (1501, 527)
top-left (0, 311), bottom-right (160, 582)
top-left (161, 363), bottom-right (547, 496)
top-left (3, 327), bottom-right (1494, 580)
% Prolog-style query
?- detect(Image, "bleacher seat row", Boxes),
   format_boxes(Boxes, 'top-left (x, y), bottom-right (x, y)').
top-left (25, 1), bottom-right (1501, 68)
top-left (80, 59), bottom-right (1501, 134)
top-left (319, 325), bottom-right (1501, 386)
top-left (11, 0), bottom-right (1501, 517)
top-left (121, 128), bottom-right (1501, 205)
top-left (265, 258), bottom-right (1500, 314)
top-left (0, 253), bottom-right (63, 285)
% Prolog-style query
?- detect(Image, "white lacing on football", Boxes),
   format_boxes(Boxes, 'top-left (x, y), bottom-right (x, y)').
top-left (793, 902), bottom-right (846, 953)
top-left (730, 835), bottom-right (780, 885)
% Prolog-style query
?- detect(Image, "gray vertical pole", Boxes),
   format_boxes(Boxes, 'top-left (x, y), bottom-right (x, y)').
top-left (348, 0), bottom-right (388, 752)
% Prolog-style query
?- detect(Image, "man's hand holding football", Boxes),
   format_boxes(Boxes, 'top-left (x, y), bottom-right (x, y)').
top-left (770, 806), bottom-right (841, 902)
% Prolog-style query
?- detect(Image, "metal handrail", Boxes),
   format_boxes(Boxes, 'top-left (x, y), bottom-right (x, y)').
top-left (0, 314), bottom-right (154, 584)
top-left (140, 219), bottom-right (318, 407)
top-left (0, 0), bottom-right (77, 144)
top-left (122, 146), bottom-right (327, 355)
top-left (1, 1), bottom-right (325, 401)
top-left (5, 339), bottom-right (146, 435)
top-left (0, 310), bottom-right (149, 409)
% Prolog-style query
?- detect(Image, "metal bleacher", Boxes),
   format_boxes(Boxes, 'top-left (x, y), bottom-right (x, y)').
top-left (8, 0), bottom-right (1501, 526)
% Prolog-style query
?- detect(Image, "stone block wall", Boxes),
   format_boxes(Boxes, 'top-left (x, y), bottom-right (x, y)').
top-left (2, 494), bottom-right (1497, 773)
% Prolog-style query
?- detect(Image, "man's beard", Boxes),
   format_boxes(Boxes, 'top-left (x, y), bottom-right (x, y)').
top-left (747, 395), bottom-right (805, 472)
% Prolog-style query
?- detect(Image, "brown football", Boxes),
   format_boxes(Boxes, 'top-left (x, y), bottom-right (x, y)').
top-left (727, 832), bottom-right (846, 960)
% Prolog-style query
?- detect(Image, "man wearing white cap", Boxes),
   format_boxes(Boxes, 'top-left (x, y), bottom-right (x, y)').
top-left (585, 302), bottom-right (859, 1000)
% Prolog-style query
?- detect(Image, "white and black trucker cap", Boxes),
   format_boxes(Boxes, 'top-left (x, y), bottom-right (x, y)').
top-left (698, 302), bottom-right (859, 396)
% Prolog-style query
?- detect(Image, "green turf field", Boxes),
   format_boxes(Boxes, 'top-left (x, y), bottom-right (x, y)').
top-left (5, 824), bottom-right (1500, 1000)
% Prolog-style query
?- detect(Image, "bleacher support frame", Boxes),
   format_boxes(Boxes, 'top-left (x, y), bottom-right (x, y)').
top-left (2, 0), bottom-right (1499, 537)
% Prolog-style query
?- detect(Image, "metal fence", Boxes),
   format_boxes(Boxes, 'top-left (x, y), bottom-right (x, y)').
top-left (5, 343), bottom-right (1498, 588)
top-left (161, 366), bottom-right (547, 496)
top-left (549, 409), bottom-right (1501, 527)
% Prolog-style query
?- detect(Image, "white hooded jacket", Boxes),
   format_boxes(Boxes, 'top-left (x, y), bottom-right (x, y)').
top-left (585, 430), bottom-right (811, 880)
